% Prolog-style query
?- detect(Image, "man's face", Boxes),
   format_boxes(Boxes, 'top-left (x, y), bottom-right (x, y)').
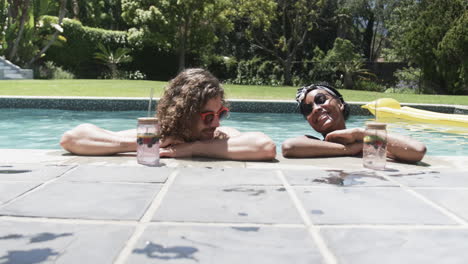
top-left (303, 89), bottom-right (346, 135)
top-left (191, 96), bottom-right (224, 140)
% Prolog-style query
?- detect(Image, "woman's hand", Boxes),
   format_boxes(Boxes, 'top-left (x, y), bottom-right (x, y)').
top-left (325, 128), bottom-right (364, 144)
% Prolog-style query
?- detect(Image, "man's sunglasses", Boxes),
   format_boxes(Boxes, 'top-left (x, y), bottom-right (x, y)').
top-left (199, 106), bottom-right (230, 125)
top-left (300, 93), bottom-right (333, 116)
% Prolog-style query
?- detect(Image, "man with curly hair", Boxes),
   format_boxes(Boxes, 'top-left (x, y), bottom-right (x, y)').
top-left (60, 68), bottom-right (276, 160)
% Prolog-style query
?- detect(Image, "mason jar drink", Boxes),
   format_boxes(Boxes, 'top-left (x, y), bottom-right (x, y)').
top-left (136, 117), bottom-right (160, 166)
top-left (363, 122), bottom-right (387, 170)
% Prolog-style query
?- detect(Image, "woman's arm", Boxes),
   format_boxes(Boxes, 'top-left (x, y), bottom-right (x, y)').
top-left (60, 123), bottom-right (137, 155)
top-left (159, 127), bottom-right (276, 161)
top-left (282, 135), bottom-right (362, 158)
top-left (325, 128), bottom-right (426, 163)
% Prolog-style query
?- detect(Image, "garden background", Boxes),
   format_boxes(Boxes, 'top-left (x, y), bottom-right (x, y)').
top-left (1, 0), bottom-right (467, 95)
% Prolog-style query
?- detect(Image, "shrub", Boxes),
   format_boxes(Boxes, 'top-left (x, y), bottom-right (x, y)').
top-left (39, 16), bottom-right (128, 78)
top-left (226, 57), bottom-right (283, 86)
top-left (354, 80), bottom-right (385, 92)
top-left (393, 67), bottom-right (421, 93)
top-left (384, 87), bottom-right (417, 94)
top-left (37, 61), bottom-right (75, 79)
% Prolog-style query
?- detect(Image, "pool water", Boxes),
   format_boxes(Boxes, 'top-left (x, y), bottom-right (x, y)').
top-left (1, 109), bottom-right (467, 156)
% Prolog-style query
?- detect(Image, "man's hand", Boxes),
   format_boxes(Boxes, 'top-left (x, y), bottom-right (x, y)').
top-left (159, 142), bottom-right (194, 158)
top-left (159, 136), bottom-right (185, 148)
top-left (325, 128), bottom-right (364, 145)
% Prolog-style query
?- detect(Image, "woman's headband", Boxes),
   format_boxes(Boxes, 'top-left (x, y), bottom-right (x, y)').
top-left (295, 84), bottom-right (344, 104)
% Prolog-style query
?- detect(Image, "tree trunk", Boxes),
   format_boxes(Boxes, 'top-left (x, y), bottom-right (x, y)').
top-left (7, 0), bottom-right (30, 62)
top-left (27, 0), bottom-right (67, 67)
top-left (71, 0), bottom-right (79, 20)
top-left (177, 18), bottom-right (189, 73)
top-left (343, 73), bottom-right (353, 89)
top-left (283, 57), bottom-right (293, 86)
top-left (363, 12), bottom-right (374, 61)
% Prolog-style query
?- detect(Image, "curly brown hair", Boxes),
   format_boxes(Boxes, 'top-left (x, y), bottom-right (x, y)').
top-left (156, 68), bottom-right (226, 141)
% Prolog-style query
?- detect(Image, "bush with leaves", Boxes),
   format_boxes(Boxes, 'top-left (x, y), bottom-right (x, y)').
top-left (94, 43), bottom-right (132, 79)
top-left (37, 61), bottom-right (75, 79)
top-left (393, 67), bottom-right (421, 93)
top-left (227, 57), bottom-right (283, 86)
top-left (40, 16), bottom-right (128, 78)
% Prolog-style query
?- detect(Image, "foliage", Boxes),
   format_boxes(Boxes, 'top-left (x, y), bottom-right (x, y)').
top-left (72, 0), bottom-right (127, 30)
top-left (235, 0), bottom-right (322, 85)
top-left (354, 80), bottom-right (384, 92)
top-left (300, 46), bottom-right (335, 85)
top-left (121, 0), bottom-right (233, 71)
top-left (37, 61), bottom-right (75, 79)
top-left (323, 38), bottom-right (375, 89)
top-left (335, 0), bottom-right (394, 61)
top-left (124, 70), bottom-right (146, 80)
top-left (40, 16), bottom-right (128, 78)
top-left (393, 67), bottom-right (421, 93)
top-left (0, 0), bottom-right (7, 52)
top-left (226, 57), bottom-right (283, 86)
top-left (384, 87), bottom-right (417, 94)
top-left (387, 0), bottom-right (467, 94)
top-left (94, 42), bottom-right (132, 79)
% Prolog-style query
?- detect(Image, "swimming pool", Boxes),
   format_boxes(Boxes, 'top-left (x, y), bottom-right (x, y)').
top-left (1, 109), bottom-right (467, 156)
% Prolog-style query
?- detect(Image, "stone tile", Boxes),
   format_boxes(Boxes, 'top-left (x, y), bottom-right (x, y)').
top-left (0, 149), bottom-right (75, 165)
top-left (277, 157), bottom-right (366, 170)
top-left (0, 182), bottom-right (41, 204)
top-left (169, 158), bottom-right (246, 168)
top-left (416, 189), bottom-right (468, 221)
top-left (294, 187), bottom-right (455, 225)
top-left (0, 220), bottom-right (133, 264)
top-left (321, 228), bottom-right (468, 264)
top-left (153, 185), bottom-right (302, 224)
top-left (283, 169), bottom-right (396, 187)
top-left (128, 225), bottom-right (323, 264)
top-left (0, 164), bottom-right (72, 182)
top-left (385, 170), bottom-right (468, 187)
top-left (63, 154), bottom-right (139, 166)
top-left (59, 165), bottom-right (172, 183)
top-left (0, 182), bottom-right (161, 220)
top-left (420, 156), bottom-right (468, 170)
top-left (175, 168), bottom-right (281, 186)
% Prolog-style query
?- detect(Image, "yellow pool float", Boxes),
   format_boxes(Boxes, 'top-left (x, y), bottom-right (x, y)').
top-left (361, 98), bottom-right (468, 128)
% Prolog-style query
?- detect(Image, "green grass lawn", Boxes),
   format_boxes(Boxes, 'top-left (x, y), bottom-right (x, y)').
top-left (0, 79), bottom-right (467, 105)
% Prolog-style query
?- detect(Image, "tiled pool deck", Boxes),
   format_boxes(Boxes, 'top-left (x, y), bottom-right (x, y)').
top-left (1, 97), bottom-right (468, 263)
top-left (1, 149), bottom-right (467, 264)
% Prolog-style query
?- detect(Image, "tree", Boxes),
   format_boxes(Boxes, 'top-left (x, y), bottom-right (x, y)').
top-left (323, 38), bottom-right (374, 89)
top-left (27, 0), bottom-right (68, 67)
top-left (388, 0), bottom-right (467, 94)
top-left (335, 0), bottom-right (393, 62)
top-left (121, 0), bottom-right (233, 72)
top-left (5, 0), bottom-right (32, 63)
top-left (237, 0), bottom-right (323, 85)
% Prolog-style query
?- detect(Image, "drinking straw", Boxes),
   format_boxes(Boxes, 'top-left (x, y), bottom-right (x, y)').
top-left (147, 87), bottom-right (154, 117)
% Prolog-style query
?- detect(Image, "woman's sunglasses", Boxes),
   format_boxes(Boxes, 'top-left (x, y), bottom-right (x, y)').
top-left (300, 93), bottom-right (333, 116)
top-left (199, 106), bottom-right (230, 125)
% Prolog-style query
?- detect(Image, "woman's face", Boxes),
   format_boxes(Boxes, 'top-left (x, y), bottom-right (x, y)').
top-left (303, 89), bottom-right (346, 135)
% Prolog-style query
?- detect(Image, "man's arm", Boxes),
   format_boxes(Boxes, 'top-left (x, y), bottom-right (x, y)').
top-left (325, 128), bottom-right (426, 163)
top-left (60, 123), bottom-right (137, 155)
top-left (282, 135), bottom-right (362, 158)
top-left (159, 127), bottom-right (276, 161)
